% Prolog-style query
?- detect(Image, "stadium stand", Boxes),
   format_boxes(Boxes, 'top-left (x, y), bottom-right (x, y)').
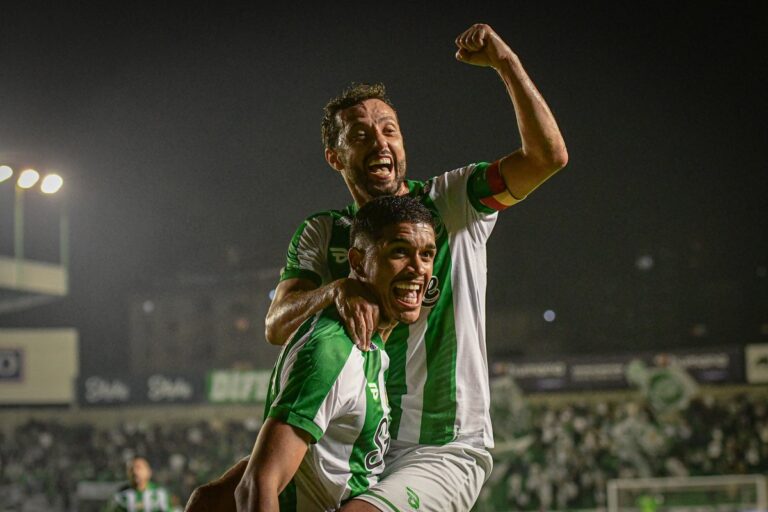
top-left (1, 386), bottom-right (766, 511)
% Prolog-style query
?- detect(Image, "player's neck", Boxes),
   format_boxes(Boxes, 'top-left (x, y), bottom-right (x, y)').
top-left (376, 320), bottom-right (397, 342)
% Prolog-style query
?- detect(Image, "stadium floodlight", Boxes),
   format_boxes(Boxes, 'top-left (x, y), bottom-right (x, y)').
top-left (41, 174), bottom-right (64, 194)
top-left (0, 165), bottom-right (12, 183)
top-left (17, 169), bottom-right (40, 189)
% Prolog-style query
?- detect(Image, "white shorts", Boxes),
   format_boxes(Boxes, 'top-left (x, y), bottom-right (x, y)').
top-left (353, 440), bottom-right (493, 512)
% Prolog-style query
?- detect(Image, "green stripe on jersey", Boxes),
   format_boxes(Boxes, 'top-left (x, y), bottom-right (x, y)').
top-left (327, 207), bottom-right (353, 280)
top-left (282, 215), bottom-right (323, 285)
top-left (383, 322), bottom-right (409, 439)
top-left (280, 209), bottom-right (354, 285)
top-left (347, 347), bottom-right (388, 495)
top-left (267, 311), bottom-right (354, 442)
top-left (385, 183), bottom-right (458, 444)
top-left (264, 311), bottom-right (318, 416)
top-left (418, 191), bottom-right (457, 444)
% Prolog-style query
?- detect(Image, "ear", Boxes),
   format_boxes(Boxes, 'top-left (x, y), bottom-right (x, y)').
top-left (325, 147), bottom-right (344, 173)
top-left (348, 247), bottom-right (366, 278)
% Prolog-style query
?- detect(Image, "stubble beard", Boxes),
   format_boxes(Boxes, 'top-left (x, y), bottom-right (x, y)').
top-left (364, 159), bottom-right (407, 198)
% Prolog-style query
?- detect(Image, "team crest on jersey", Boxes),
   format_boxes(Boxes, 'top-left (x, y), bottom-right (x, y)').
top-left (422, 276), bottom-right (440, 307)
top-left (330, 247), bottom-right (348, 263)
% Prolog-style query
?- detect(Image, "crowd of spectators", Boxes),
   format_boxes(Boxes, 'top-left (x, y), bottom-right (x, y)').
top-left (0, 416), bottom-right (259, 511)
top-left (481, 387), bottom-right (768, 511)
top-left (1, 389), bottom-right (765, 511)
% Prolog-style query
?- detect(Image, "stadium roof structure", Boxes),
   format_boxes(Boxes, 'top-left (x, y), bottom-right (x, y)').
top-left (0, 256), bottom-right (67, 314)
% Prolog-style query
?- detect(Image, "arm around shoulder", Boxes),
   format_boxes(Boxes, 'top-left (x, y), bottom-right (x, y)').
top-left (265, 276), bottom-right (381, 350)
top-left (264, 278), bottom-right (333, 345)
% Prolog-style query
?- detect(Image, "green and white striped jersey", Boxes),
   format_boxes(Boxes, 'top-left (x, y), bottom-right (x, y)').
top-left (267, 308), bottom-right (390, 510)
top-left (281, 162), bottom-right (518, 449)
top-left (105, 483), bottom-right (170, 512)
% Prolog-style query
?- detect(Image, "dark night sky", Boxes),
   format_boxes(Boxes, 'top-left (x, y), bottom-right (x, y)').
top-left (1, 2), bottom-right (766, 372)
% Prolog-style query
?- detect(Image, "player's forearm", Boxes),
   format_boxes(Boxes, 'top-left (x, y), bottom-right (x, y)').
top-left (234, 478), bottom-right (279, 512)
top-left (495, 52), bottom-right (568, 195)
top-left (264, 282), bottom-right (337, 345)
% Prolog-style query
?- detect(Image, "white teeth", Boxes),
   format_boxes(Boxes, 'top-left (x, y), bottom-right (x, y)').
top-left (394, 283), bottom-right (419, 290)
top-left (369, 157), bottom-right (392, 166)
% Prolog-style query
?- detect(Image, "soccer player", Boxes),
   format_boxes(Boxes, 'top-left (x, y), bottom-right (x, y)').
top-left (186, 22), bottom-right (567, 511)
top-left (234, 195), bottom-right (436, 511)
top-left (267, 23), bottom-right (567, 511)
top-left (106, 457), bottom-right (171, 512)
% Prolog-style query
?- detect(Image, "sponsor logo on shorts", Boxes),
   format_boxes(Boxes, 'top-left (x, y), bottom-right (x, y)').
top-left (406, 487), bottom-right (420, 509)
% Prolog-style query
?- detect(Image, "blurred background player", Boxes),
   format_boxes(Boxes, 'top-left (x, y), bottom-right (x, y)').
top-left (105, 456), bottom-right (171, 512)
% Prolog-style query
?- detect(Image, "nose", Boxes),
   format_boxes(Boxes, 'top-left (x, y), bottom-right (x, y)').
top-left (410, 255), bottom-right (429, 276)
top-left (372, 129), bottom-right (388, 150)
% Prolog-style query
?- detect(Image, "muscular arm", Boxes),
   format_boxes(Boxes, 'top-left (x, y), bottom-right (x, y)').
top-left (264, 278), bottom-right (334, 345)
top-left (265, 277), bottom-right (380, 350)
top-left (234, 418), bottom-right (311, 512)
top-left (455, 24), bottom-right (568, 199)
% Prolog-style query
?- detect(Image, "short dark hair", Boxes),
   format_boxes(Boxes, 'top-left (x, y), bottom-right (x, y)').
top-left (321, 82), bottom-right (395, 149)
top-left (351, 195), bottom-right (434, 249)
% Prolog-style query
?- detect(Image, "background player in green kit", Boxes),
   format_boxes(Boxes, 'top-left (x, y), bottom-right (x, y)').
top-left (105, 457), bottom-right (171, 512)
top-left (186, 22), bottom-right (567, 512)
top-left (234, 195), bottom-right (436, 511)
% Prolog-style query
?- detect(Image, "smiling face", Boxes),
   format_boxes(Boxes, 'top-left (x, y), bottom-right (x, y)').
top-left (351, 221), bottom-right (436, 326)
top-left (326, 98), bottom-right (408, 205)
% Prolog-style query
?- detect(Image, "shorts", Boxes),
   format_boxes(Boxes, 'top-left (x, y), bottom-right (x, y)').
top-left (353, 440), bottom-right (493, 512)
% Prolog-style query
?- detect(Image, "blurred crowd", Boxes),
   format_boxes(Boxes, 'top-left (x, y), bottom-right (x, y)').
top-left (480, 387), bottom-right (768, 511)
top-left (0, 390), bottom-right (766, 511)
top-left (0, 416), bottom-right (259, 511)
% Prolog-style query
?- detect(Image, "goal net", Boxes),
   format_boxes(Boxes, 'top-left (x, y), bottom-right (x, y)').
top-left (607, 474), bottom-right (767, 512)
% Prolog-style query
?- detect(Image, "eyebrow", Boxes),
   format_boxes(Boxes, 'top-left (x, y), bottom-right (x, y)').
top-left (385, 238), bottom-right (437, 251)
top-left (346, 114), bottom-right (398, 128)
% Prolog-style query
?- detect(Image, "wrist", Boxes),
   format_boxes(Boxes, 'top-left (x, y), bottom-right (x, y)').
top-left (493, 49), bottom-right (519, 72)
top-left (329, 278), bottom-right (346, 306)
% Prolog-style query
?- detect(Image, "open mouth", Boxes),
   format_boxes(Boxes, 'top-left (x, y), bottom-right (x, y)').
top-left (391, 281), bottom-right (424, 309)
top-left (367, 156), bottom-right (394, 181)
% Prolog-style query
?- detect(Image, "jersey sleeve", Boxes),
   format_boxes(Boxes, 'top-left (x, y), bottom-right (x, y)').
top-left (268, 332), bottom-right (355, 442)
top-left (429, 162), bottom-right (502, 245)
top-left (280, 214), bottom-right (333, 286)
top-left (466, 160), bottom-right (525, 213)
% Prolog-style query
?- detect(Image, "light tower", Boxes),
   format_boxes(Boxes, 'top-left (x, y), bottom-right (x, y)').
top-left (0, 163), bottom-right (68, 313)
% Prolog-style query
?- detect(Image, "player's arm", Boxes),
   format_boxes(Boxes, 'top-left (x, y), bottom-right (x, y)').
top-left (455, 23), bottom-right (568, 201)
top-left (184, 458), bottom-right (248, 511)
top-left (234, 418), bottom-right (312, 512)
top-left (265, 277), bottom-right (380, 350)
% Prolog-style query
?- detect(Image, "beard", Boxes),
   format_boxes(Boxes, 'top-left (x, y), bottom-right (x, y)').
top-left (362, 159), bottom-right (407, 198)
